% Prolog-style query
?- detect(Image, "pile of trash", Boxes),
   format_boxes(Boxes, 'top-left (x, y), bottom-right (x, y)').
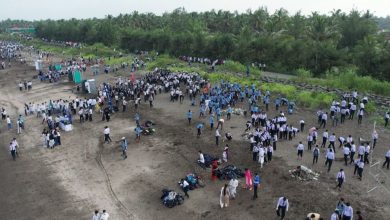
top-left (215, 165), bottom-right (245, 180)
top-left (289, 165), bottom-right (320, 181)
top-left (160, 189), bottom-right (185, 208)
top-left (198, 154), bottom-right (219, 168)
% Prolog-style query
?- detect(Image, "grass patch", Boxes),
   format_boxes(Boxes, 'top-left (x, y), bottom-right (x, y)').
top-left (294, 68), bottom-right (390, 96)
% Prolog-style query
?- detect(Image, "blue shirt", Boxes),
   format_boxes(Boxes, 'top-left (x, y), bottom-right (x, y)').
top-left (209, 116), bottom-right (214, 124)
top-left (187, 111), bottom-right (192, 119)
top-left (254, 175), bottom-right (260, 186)
top-left (121, 139), bottom-right (128, 150)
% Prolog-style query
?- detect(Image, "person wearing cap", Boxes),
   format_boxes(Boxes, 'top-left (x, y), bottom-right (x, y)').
top-left (276, 196), bottom-right (289, 220)
top-left (120, 137), bottom-right (128, 159)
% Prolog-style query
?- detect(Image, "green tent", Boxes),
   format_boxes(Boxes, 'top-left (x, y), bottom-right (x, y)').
top-left (73, 70), bottom-right (82, 84)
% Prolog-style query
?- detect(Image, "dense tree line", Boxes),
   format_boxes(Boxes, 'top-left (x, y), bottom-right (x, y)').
top-left (2, 8), bottom-right (390, 80)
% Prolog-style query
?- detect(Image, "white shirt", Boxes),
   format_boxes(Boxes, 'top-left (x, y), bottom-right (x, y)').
top-left (276, 197), bottom-right (289, 211)
top-left (322, 131), bottom-right (328, 138)
top-left (343, 147), bottom-right (350, 155)
top-left (215, 129), bottom-right (221, 137)
top-left (326, 151), bottom-right (335, 160)
top-left (342, 205), bottom-right (353, 218)
top-left (329, 135), bottom-right (336, 142)
top-left (386, 150), bottom-right (390, 157)
top-left (331, 213), bottom-right (338, 220)
top-left (92, 214), bottom-right (100, 220)
top-left (100, 212), bottom-right (109, 220)
top-left (103, 128), bottom-right (110, 135)
top-left (337, 171), bottom-right (345, 181)
top-left (297, 143), bottom-right (304, 151)
top-left (351, 144), bottom-right (356, 152)
top-left (365, 145), bottom-right (370, 153)
top-left (358, 145), bottom-right (365, 155)
top-left (6, 117), bottom-right (11, 123)
top-left (199, 153), bottom-right (205, 163)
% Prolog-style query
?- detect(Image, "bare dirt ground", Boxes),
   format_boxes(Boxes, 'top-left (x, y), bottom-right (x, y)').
top-left (0, 51), bottom-right (390, 220)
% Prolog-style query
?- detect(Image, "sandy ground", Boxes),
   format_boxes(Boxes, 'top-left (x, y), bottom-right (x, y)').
top-left (0, 51), bottom-right (390, 220)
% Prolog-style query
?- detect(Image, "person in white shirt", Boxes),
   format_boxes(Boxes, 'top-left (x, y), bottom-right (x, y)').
top-left (100, 210), bottom-right (109, 220)
top-left (350, 142), bottom-right (356, 164)
top-left (342, 203), bottom-right (353, 220)
top-left (357, 160), bottom-right (364, 180)
top-left (103, 126), bottom-right (112, 143)
top-left (276, 197), bottom-right (289, 220)
top-left (364, 143), bottom-right (370, 164)
top-left (325, 148), bottom-right (335, 172)
top-left (328, 133), bottom-right (336, 152)
top-left (385, 112), bottom-right (389, 127)
top-left (320, 112), bottom-right (328, 128)
top-left (382, 149), bottom-right (390, 169)
top-left (358, 145), bottom-right (365, 161)
top-left (92, 210), bottom-right (100, 220)
top-left (330, 210), bottom-right (339, 220)
top-left (371, 130), bottom-right (378, 149)
top-left (357, 108), bottom-right (364, 124)
top-left (258, 146), bottom-right (265, 168)
top-left (6, 115), bottom-right (12, 130)
top-left (215, 128), bottom-right (221, 146)
top-left (321, 130), bottom-right (328, 148)
top-left (336, 169), bottom-right (346, 190)
top-left (228, 177), bottom-right (239, 199)
top-left (342, 145), bottom-right (350, 166)
top-left (300, 119), bottom-right (305, 131)
top-left (9, 142), bottom-right (17, 160)
top-left (297, 142), bottom-right (304, 160)
top-left (198, 151), bottom-right (205, 165)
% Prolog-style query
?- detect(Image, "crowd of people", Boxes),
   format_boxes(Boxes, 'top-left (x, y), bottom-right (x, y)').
top-left (2, 40), bottom-right (389, 220)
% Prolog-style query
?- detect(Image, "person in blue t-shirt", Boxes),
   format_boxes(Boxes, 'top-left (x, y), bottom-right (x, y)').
top-left (187, 110), bottom-right (193, 124)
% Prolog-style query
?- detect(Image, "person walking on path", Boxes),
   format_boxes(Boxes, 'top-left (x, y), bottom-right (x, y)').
top-left (336, 169), bottom-right (346, 190)
top-left (103, 126), bottom-right (112, 144)
top-left (228, 177), bottom-right (239, 199)
top-left (187, 110), bottom-right (192, 125)
top-left (244, 168), bottom-right (253, 190)
top-left (253, 173), bottom-right (260, 199)
top-left (313, 145), bottom-right (320, 164)
top-left (219, 183), bottom-right (230, 208)
top-left (9, 142), bottom-right (16, 160)
top-left (276, 197), bottom-right (289, 220)
top-left (215, 128), bottom-right (221, 146)
top-left (382, 149), bottom-right (390, 169)
top-left (325, 148), bottom-right (335, 172)
top-left (120, 137), bottom-right (128, 159)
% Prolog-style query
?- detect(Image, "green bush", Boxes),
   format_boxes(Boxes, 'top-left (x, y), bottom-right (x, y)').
top-left (298, 68), bottom-right (390, 96)
top-left (295, 68), bottom-right (313, 82)
top-left (261, 83), bottom-right (296, 99)
top-left (295, 91), bottom-right (337, 109)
